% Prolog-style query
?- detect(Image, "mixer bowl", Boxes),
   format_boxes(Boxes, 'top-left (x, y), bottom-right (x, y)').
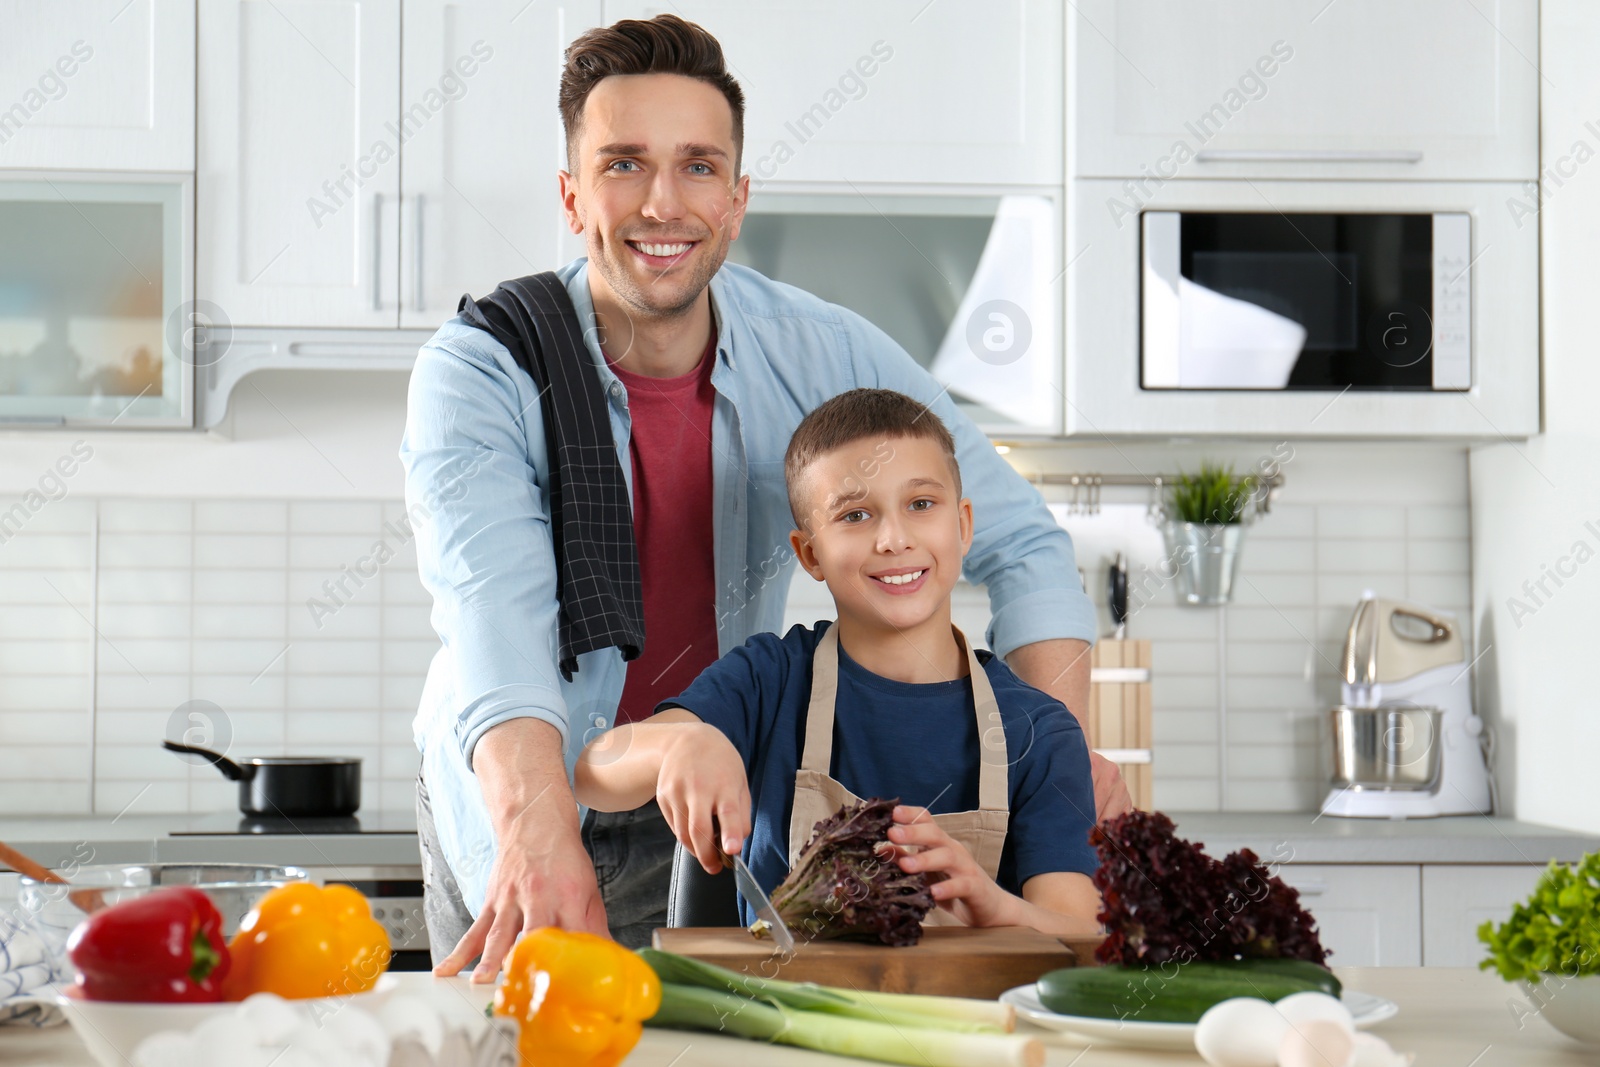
top-left (1330, 705), bottom-right (1443, 791)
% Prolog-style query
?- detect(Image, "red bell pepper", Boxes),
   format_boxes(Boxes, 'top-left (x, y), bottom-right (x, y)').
top-left (66, 885), bottom-right (231, 1002)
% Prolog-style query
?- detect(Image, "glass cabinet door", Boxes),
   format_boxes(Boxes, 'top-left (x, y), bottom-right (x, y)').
top-left (0, 176), bottom-right (191, 427)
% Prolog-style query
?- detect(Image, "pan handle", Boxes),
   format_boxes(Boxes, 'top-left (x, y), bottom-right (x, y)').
top-left (161, 740), bottom-right (252, 782)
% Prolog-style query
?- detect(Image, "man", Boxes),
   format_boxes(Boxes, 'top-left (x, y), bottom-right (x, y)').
top-left (401, 13), bottom-right (1128, 981)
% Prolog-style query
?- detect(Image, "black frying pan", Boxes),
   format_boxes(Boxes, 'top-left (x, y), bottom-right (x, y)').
top-left (162, 741), bottom-right (361, 818)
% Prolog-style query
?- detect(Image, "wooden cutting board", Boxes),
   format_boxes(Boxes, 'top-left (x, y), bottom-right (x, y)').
top-left (651, 926), bottom-right (1102, 999)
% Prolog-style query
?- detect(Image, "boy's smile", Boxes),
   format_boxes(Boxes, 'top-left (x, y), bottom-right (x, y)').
top-left (789, 434), bottom-right (973, 663)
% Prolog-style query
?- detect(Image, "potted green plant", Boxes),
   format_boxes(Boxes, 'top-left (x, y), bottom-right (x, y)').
top-left (1159, 464), bottom-right (1260, 606)
top-left (1479, 851), bottom-right (1600, 1044)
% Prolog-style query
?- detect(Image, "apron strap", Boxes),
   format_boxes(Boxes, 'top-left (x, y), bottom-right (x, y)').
top-left (956, 627), bottom-right (1010, 813)
top-left (800, 626), bottom-right (842, 774)
top-left (802, 624), bottom-right (1009, 812)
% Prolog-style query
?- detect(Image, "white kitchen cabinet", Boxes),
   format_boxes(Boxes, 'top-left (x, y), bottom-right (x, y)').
top-left (1278, 864), bottom-right (1421, 967)
top-left (398, 0), bottom-right (600, 329)
top-left (198, 0), bottom-right (401, 328)
top-left (1070, 0), bottom-right (1538, 182)
top-left (1422, 865), bottom-right (1546, 967)
top-left (603, 1), bottom-right (1063, 187)
top-left (0, 0), bottom-right (195, 172)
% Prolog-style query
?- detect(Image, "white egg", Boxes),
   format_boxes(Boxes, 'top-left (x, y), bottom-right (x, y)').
top-left (132, 1030), bottom-right (200, 1067)
top-left (322, 1004), bottom-right (391, 1064)
top-left (1351, 1032), bottom-right (1415, 1067)
top-left (1275, 990), bottom-right (1356, 1032)
top-left (190, 1013), bottom-right (277, 1067)
top-left (238, 993), bottom-right (305, 1045)
top-left (1194, 997), bottom-right (1290, 1067)
top-left (376, 995), bottom-right (446, 1055)
top-left (1280, 1018), bottom-right (1356, 1067)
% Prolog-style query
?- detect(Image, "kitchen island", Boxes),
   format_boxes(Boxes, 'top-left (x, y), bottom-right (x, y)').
top-left (2, 968), bottom-right (1590, 1066)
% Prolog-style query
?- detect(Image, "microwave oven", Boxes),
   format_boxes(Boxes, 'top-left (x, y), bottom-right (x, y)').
top-left (1069, 179), bottom-right (1538, 437)
top-left (1142, 210), bottom-right (1469, 392)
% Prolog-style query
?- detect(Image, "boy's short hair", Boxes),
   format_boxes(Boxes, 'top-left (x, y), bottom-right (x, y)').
top-left (784, 389), bottom-right (962, 528)
top-left (559, 14), bottom-right (746, 173)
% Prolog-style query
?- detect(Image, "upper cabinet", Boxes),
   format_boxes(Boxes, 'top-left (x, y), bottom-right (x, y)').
top-left (0, 0), bottom-right (195, 172)
top-left (398, 0), bottom-right (599, 330)
top-left (603, 1), bottom-right (1064, 187)
top-left (198, 0), bottom-right (400, 329)
top-left (1070, 0), bottom-right (1538, 183)
top-left (198, 0), bottom-right (597, 331)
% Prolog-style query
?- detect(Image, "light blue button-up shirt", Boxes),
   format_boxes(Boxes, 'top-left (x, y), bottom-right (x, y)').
top-left (399, 258), bottom-right (1096, 914)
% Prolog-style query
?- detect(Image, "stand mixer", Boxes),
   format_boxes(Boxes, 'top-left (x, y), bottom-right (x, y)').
top-left (1321, 594), bottom-right (1494, 819)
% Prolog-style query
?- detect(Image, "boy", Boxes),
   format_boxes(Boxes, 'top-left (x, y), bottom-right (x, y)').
top-left (575, 389), bottom-right (1102, 935)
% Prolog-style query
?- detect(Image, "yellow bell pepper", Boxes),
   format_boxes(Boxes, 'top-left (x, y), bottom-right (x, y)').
top-left (222, 882), bottom-right (390, 1001)
top-left (493, 927), bottom-right (662, 1067)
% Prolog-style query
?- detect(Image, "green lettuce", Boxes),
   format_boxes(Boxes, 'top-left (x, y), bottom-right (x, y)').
top-left (1479, 851), bottom-right (1600, 982)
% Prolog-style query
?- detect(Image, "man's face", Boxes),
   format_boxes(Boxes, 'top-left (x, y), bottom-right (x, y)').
top-left (789, 435), bottom-right (973, 636)
top-left (560, 73), bottom-right (749, 320)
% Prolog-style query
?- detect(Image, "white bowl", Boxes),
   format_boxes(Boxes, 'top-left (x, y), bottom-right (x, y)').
top-left (47, 975), bottom-right (399, 1067)
top-left (1523, 973), bottom-right (1600, 1044)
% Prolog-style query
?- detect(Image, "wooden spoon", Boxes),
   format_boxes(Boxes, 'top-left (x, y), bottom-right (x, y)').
top-left (0, 840), bottom-right (105, 914)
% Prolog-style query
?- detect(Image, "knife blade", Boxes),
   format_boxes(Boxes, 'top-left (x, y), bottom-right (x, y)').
top-left (724, 850), bottom-right (795, 954)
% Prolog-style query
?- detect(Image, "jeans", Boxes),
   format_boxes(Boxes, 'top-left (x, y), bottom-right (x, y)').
top-left (416, 775), bottom-right (675, 968)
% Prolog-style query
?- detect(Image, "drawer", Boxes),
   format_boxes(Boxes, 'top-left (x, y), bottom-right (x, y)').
top-left (1278, 865), bottom-right (1421, 967)
top-left (1421, 865), bottom-right (1547, 967)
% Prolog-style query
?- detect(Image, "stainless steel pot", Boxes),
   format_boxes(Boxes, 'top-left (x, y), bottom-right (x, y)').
top-left (1329, 704), bottom-right (1443, 791)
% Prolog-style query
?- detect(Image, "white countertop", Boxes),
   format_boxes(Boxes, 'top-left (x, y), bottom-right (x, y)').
top-left (0, 811), bottom-right (422, 872)
top-left (2, 968), bottom-right (1593, 1066)
top-left (1169, 812), bottom-right (1600, 865)
top-left (1, 810), bottom-right (1592, 876)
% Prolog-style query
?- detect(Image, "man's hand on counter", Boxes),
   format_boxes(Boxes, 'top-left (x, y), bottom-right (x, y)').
top-left (434, 718), bottom-right (610, 982)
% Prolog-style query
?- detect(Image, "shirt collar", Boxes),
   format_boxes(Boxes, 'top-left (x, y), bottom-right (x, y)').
top-left (568, 258), bottom-right (738, 377)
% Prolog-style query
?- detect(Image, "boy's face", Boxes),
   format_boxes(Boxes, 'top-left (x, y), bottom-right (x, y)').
top-left (788, 434), bottom-right (973, 635)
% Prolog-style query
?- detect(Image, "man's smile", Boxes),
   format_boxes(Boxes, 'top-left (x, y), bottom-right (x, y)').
top-left (624, 238), bottom-right (699, 266)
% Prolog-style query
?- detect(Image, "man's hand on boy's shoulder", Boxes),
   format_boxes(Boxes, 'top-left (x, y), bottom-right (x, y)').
top-left (1090, 752), bottom-right (1135, 822)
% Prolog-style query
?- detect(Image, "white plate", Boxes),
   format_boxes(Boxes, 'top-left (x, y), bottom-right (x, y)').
top-left (1000, 983), bottom-right (1399, 1051)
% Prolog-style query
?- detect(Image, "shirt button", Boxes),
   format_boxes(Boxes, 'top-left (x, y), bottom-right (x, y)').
top-left (609, 381), bottom-right (623, 398)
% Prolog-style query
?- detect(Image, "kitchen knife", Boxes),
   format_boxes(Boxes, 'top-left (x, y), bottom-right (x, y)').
top-left (1109, 553), bottom-right (1129, 639)
top-left (723, 849), bottom-right (795, 955)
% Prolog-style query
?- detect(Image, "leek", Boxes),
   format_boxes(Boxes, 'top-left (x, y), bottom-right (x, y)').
top-left (650, 982), bottom-right (1043, 1067)
top-left (638, 948), bottom-right (1015, 1032)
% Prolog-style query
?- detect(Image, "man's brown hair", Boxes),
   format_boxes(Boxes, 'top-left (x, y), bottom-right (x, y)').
top-left (784, 389), bottom-right (962, 529)
top-left (559, 14), bottom-right (746, 172)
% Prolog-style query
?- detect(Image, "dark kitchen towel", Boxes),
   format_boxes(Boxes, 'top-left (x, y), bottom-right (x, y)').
top-left (459, 273), bottom-right (644, 680)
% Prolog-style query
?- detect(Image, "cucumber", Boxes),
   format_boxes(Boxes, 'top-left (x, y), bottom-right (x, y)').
top-left (1036, 960), bottom-right (1327, 1024)
top-left (1231, 957), bottom-right (1342, 998)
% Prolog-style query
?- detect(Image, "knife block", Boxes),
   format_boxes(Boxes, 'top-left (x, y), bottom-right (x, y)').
top-left (1088, 639), bottom-right (1153, 810)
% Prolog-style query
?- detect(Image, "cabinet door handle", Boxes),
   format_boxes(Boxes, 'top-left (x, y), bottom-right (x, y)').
top-left (413, 193), bottom-right (426, 314)
top-left (372, 192), bottom-right (385, 311)
top-left (1194, 149), bottom-right (1424, 164)
top-left (1285, 880), bottom-right (1327, 897)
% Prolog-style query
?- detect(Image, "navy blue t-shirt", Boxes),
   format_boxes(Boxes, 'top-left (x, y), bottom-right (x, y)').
top-left (661, 621), bottom-right (1100, 926)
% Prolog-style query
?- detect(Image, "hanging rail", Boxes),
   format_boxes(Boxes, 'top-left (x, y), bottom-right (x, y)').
top-left (1028, 471), bottom-right (1285, 516)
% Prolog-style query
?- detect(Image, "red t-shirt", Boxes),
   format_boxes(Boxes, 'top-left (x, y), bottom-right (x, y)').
top-left (606, 335), bottom-right (721, 724)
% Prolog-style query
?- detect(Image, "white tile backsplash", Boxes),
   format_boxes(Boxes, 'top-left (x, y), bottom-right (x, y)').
top-left (0, 446), bottom-right (1471, 818)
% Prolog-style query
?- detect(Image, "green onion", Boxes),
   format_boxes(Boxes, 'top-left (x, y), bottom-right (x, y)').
top-left (638, 948), bottom-right (1015, 1032)
top-left (650, 982), bottom-right (1044, 1067)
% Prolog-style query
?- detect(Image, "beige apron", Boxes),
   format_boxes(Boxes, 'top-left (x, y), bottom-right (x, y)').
top-left (786, 625), bottom-right (1010, 926)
